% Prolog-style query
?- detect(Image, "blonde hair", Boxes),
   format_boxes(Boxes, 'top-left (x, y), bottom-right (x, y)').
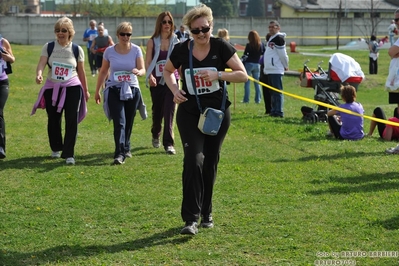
top-left (217, 28), bottom-right (229, 41)
top-left (116, 22), bottom-right (133, 37)
top-left (54, 17), bottom-right (75, 41)
top-left (182, 4), bottom-right (213, 31)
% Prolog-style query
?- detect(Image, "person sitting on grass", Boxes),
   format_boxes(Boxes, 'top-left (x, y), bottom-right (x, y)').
top-left (368, 107), bottom-right (399, 141)
top-left (327, 84), bottom-right (364, 140)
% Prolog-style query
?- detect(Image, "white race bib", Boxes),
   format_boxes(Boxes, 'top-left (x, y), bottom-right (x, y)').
top-left (184, 67), bottom-right (220, 95)
top-left (89, 34), bottom-right (97, 41)
top-left (114, 71), bottom-right (134, 82)
top-left (155, 60), bottom-right (166, 77)
top-left (51, 62), bottom-right (73, 81)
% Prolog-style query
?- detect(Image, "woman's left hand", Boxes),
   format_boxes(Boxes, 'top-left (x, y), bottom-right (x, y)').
top-left (84, 91), bottom-right (90, 102)
top-left (197, 70), bottom-right (217, 82)
top-left (132, 68), bottom-right (141, 77)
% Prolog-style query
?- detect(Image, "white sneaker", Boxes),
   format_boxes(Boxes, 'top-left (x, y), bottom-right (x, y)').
top-left (165, 146), bottom-right (176, 155)
top-left (66, 157), bottom-right (75, 165)
top-left (51, 151), bottom-right (61, 158)
top-left (385, 144), bottom-right (399, 154)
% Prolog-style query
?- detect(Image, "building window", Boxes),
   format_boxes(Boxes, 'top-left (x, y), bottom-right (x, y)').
top-left (354, 12), bottom-right (364, 18)
top-left (267, 4), bottom-right (272, 12)
top-left (371, 12), bottom-right (380, 18)
top-left (337, 12), bottom-right (346, 18)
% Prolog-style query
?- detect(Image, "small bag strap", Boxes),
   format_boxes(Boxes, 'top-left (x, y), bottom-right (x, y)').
top-left (189, 40), bottom-right (227, 113)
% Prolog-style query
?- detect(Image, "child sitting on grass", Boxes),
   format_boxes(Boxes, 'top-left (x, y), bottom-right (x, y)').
top-left (327, 85), bottom-right (364, 140)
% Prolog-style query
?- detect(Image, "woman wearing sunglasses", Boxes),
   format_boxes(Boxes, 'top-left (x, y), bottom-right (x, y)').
top-left (163, 4), bottom-right (247, 235)
top-left (0, 34), bottom-right (15, 159)
top-left (33, 17), bottom-right (89, 165)
top-left (145, 11), bottom-right (180, 155)
top-left (94, 22), bottom-right (146, 165)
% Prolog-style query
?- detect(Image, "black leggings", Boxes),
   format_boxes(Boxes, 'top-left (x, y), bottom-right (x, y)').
top-left (373, 107), bottom-right (399, 138)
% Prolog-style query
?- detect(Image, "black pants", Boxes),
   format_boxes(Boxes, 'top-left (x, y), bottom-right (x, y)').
top-left (369, 57), bottom-right (378, 74)
top-left (0, 79), bottom-right (9, 151)
top-left (150, 83), bottom-right (176, 149)
top-left (44, 86), bottom-right (82, 158)
top-left (259, 69), bottom-right (271, 114)
top-left (87, 48), bottom-right (97, 74)
top-left (176, 106), bottom-right (231, 222)
top-left (328, 115), bottom-right (343, 140)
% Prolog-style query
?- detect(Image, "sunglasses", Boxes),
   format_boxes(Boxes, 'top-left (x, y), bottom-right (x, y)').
top-left (395, 18), bottom-right (399, 22)
top-left (119, 33), bottom-right (132, 37)
top-left (55, 29), bottom-right (68, 33)
top-left (190, 27), bottom-right (211, 35)
top-left (162, 20), bottom-right (173, 25)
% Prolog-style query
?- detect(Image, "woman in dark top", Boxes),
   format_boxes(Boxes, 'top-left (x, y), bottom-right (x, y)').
top-left (163, 4), bottom-right (247, 235)
top-left (242, 30), bottom-right (264, 104)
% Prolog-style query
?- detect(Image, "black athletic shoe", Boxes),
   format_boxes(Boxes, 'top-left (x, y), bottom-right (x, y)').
top-left (200, 215), bottom-right (214, 228)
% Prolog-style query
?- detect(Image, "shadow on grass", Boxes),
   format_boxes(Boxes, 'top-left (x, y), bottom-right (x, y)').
top-left (0, 147), bottom-right (157, 171)
top-left (308, 172), bottom-right (399, 195)
top-left (273, 150), bottom-right (383, 163)
top-left (373, 215), bottom-right (399, 230)
top-left (0, 227), bottom-right (191, 265)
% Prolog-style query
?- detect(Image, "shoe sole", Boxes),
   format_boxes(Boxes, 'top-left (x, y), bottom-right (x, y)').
top-left (200, 222), bottom-right (214, 228)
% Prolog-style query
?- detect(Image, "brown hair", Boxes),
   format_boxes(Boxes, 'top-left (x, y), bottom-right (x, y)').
top-left (248, 30), bottom-right (261, 51)
top-left (54, 17), bottom-right (75, 41)
top-left (151, 11), bottom-right (175, 39)
top-left (340, 84), bottom-right (357, 103)
top-left (217, 28), bottom-right (229, 41)
top-left (116, 22), bottom-right (132, 37)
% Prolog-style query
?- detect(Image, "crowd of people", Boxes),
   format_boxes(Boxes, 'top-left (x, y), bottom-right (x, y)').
top-left (3, 5), bottom-right (399, 237)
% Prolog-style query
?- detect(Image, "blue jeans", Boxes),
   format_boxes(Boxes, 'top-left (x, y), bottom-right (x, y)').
top-left (268, 74), bottom-right (284, 117)
top-left (390, 34), bottom-right (395, 46)
top-left (107, 86), bottom-right (141, 159)
top-left (243, 62), bottom-right (261, 103)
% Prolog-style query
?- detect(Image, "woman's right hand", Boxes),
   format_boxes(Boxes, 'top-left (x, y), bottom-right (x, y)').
top-left (149, 74), bottom-right (157, 87)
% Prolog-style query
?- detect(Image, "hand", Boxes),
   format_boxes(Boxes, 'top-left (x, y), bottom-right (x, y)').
top-left (197, 70), bottom-right (217, 82)
top-left (84, 91), bottom-right (90, 102)
top-left (132, 68), bottom-right (141, 76)
top-left (149, 75), bottom-right (157, 87)
top-left (173, 89), bottom-right (187, 104)
top-left (95, 92), bottom-right (101, 104)
top-left (36, 75), bottom-right (43, 84)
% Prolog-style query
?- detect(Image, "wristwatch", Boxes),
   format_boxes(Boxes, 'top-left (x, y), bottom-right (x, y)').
top-left (218, 71), bottom-right (222, 80)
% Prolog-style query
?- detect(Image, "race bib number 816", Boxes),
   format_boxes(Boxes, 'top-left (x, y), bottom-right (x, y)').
top-left (184, 67), bottom-right (220, 95)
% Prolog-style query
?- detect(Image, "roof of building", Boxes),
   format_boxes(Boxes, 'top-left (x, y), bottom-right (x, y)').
top-left (277, 0), bottom-right (399, 12)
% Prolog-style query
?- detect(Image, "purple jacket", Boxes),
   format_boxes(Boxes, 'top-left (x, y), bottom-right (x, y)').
top-left (31, 76), bottom-right (87, 123)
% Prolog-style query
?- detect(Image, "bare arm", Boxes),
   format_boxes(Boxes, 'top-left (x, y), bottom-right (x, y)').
top-left (145, 39), bottom-right (157, 87)
top-left (163, 59), bottom-right (186, 104)
top-left (77, 61), bottom-right (90, 102)
top-left (35, 56), bottom-right (48, 84)
top-left (1, 39), bottom-right (15, 63)
top-left (108, 36), bottom-right (114, 46)
top-left (94, 58), bottom-right (110, 104)
top-left (133, 56), bottom-right (145, 77)
top-left (90, 39), bottom-right (97, 54)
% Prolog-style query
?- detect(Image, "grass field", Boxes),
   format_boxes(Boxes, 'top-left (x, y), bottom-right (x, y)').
top-left (1, 44), bottom-right (399, 266)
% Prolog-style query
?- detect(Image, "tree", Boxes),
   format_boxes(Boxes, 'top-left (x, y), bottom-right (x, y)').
top-left (0, 0), bottom-right (25, 15)
top-left (246, 0), bottom-right (265, 17)
top-left (202, 0), bottom-right (235, 17)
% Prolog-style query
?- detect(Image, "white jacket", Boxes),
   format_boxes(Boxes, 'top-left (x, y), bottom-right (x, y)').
top-left (263, 32), bottom-right (289, 75)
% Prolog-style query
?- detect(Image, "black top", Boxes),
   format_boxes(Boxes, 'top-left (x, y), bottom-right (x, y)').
top-left (243, 42), bottom-right (265, 64)
top-left (169, 37), bottom-right (236, 114)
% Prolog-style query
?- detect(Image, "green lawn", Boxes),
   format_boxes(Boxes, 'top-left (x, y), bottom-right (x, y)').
top-left (1, 44), bottom-right (399, 266)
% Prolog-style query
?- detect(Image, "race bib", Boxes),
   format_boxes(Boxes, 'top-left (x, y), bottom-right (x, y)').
top-left (89, 34), bottom-right (97, 41)
top-left (155, 60), bottom-right (166, 77)
top-left (114, 71), bottom-right (134, 82)
top-left (184, 67), bottom-right (220, 95)
top-left (51, 62), bottom-right (73, 81)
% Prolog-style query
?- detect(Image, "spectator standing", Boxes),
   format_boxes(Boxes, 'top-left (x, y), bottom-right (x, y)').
top-left (94, 22), bottom-right (146, 165)
top-left (83, 19), bottom-right (98, 77)
top-left (217, 28), bottom-right (232, 45)
top-left (32, 17), bottom-right (90, 165)
top-left (145, 11), bottom-right (180, 155)
top-left (0, 35), bottom-right (15, 159)
top-left (163, 4), bottom-right (247, 235)
top-left (175, 25), bottom-right (190, 42)
top-left (263, 20), bottom-right (288, 118)
top-left (388, 19), bottom-right (397, 46)
top-left (242, 30), bottom-right (264, 104)
top-left (327, 85), bottom-right (364, 141)
top-left (260, 33), bottom-right (272, 114)
top-left (369, 35), bottom-right (379, 74)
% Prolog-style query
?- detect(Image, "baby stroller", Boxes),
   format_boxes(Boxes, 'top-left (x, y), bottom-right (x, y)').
top-left (299, 53), bottom-right (364, 123)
